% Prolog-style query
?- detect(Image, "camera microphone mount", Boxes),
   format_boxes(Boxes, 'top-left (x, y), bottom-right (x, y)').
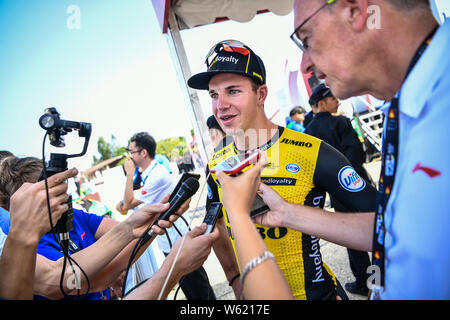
top-left (38, 107), bottom-right (92, 239)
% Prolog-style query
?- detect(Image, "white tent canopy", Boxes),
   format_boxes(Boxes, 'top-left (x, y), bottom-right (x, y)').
top-left (172, 0), bottom-right (294, 29)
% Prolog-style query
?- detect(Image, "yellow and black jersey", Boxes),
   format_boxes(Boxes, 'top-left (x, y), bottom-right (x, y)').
top-left (206, 126), bottom-right (376, 300)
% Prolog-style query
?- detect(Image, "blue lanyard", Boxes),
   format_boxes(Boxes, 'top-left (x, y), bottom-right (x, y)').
top-left (370, 27), bottom-right (437, 299)
top-left (141, 160), bottom-right (158, 186)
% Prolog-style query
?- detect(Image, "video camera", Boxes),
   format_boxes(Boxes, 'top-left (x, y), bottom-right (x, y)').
top-left (38, 107), bottom-right (92, 238)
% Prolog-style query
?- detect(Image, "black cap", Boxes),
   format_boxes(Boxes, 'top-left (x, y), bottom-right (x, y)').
top-left (308, 84), bottom-right (334, 106)
top-left (188, 40), bottom-right (266, 90)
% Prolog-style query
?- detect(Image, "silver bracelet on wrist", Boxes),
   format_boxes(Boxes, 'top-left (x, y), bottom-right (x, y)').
top-left (240, 251), bottom-right (275, 287)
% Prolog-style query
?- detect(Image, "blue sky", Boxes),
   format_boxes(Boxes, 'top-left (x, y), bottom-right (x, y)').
top-left (0, 0), bottom-right (300, 169)
top-left (0, 0), bottom-right (187, 167)
top-left (1, 0), bottom-right (448, 170)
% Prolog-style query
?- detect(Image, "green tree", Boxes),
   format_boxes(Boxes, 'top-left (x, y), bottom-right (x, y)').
top-left (156, 137), bottom-right (188, 161)
top-left (92, 134), bottom-right (127, 165)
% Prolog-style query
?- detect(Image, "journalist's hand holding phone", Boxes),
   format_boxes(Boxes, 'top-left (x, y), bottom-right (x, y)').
top-left (215, 151), bottom-right (268, 218)
top-left (210, 151), bottom-right (260, 175)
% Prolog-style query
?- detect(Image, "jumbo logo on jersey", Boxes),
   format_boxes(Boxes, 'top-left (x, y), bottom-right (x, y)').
top-left (285, 163), bottom-right (300, 173)
top-left (338, 166), bottom-right (366, 192)
top-left (280, 138), bottom-right (313, 148)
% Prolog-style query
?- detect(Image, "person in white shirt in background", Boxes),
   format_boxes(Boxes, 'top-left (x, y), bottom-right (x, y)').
top-left (119, 132), bottom-right (216, 299)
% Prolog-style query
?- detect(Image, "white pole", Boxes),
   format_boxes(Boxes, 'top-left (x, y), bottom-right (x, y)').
top-left (165, 7), bottom-right (213, 169)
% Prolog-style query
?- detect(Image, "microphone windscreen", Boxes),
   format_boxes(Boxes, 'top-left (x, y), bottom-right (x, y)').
top-left (182, 177), bottom-right (200, 194)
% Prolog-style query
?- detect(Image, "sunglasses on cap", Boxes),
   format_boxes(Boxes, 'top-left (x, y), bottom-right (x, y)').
top-left (205, 39), bottom-right (251, 68)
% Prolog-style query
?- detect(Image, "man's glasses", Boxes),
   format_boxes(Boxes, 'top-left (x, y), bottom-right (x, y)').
top-left (127, 149), bottom-right (142, 155)
top-left (290, 0), bottom-right (337, 52)
top-left (205, 39), bottom-right (250, 68)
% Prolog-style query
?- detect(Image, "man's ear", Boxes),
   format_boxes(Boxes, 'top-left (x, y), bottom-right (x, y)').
top-left (318, 100), bottom-right (326, 112)
top-left (339, 0), bottom-right (369, 32)
top-left (257, 85), bottom-right (268, 106)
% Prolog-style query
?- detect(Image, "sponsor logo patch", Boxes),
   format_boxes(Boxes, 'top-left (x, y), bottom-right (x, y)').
top-left (261, 177), bottom-right (297, 186)
top-left (217, 56), bottom-right (239, 65)
top-left (285, 163), bottom-right (300, 173)
top-left (338, 166), bottom-right (366, 192)
top-left (280, 138), bottom-right (313, 148)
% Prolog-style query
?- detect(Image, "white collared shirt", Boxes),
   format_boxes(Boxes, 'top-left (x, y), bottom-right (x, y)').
top-left (136, 159), bottom-right (171, 205)
top-left (136, 160), bottom-right (189, 254)
top-left (381, 19), bottom-right (450, 299)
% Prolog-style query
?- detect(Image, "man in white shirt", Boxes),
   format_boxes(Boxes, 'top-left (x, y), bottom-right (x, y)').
top-left (120, 132), bottom-right (215, 299)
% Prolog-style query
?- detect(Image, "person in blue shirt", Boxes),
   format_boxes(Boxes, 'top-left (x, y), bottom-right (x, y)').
top-left (0, 167), bottom-right (77, 300)
top-left (0, 207), bottom-right (9, 235)
top-left (285, 106), bottom-right (306, 132)
top-left (0, 155), bottom-right (217, 300)
top-left (34, 208), bottom-right (110, 300)
top-left (155, 154), bottom-right (173, 174)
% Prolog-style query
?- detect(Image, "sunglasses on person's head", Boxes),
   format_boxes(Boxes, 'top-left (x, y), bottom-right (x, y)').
top-left (290, 0), bottom-right (338, 52)
top-left (205, 39), bottom-right (251, 68)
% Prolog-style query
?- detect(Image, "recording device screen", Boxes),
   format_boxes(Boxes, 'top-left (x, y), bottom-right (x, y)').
top-left (202, 202), bottom-right (222, 234)
top-left (250, 193), bottom-right (269, 217)
top-left (210, 151), bottom-right (259, 175)
top-left (168, 172), bottom-right (201, 202)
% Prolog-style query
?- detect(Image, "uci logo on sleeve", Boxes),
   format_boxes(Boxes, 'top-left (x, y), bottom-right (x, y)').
top-left (338, 166), bottom-right (366, 192)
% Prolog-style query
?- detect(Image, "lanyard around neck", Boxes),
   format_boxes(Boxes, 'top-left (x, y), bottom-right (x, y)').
top-left (370, 26), bottom-right (437, 299)
top-left (141, 160), bottom-right (158, 186)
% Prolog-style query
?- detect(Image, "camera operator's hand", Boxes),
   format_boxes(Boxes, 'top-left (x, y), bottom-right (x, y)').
top-left (8, 168), bottom-right (78, 244)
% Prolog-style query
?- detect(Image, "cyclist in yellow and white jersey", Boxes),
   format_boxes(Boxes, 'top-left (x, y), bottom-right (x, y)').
top-left (187, 40), bottom-right (376, 300)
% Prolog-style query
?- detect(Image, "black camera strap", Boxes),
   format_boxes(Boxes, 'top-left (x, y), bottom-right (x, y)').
top-left (370, 26), bottom-right (437, 300)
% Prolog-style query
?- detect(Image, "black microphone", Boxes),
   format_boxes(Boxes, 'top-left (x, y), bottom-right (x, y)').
top-left (145, 177), bottom-right (200, 240)
top-left (121, 177), bottom-right (200, 297)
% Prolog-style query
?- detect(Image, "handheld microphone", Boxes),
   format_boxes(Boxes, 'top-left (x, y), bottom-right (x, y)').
top-left (145, 177), bottom-right (200, 240)
top-left (121, 177), bottom-right (200, 297)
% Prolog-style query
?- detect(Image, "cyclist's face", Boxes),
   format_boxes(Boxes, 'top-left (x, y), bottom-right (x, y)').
top-left (208, 73), bottom-right (264, 135)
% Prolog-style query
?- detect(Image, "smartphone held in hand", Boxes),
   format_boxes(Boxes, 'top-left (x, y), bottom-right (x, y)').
top-left (210, 152), bottom-right (260, 175)
top-left (202, 202), bottom-right (222, 234)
